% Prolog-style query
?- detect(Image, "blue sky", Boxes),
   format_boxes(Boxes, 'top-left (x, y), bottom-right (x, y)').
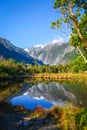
top-left (0, 0), bottom-right (69, 48)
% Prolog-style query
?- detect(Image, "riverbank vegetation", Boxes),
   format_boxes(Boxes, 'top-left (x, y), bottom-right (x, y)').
top-left (0, 102), bottom-right (87, 130)
top-left (0, 57), bottom-right (87, 129)
top-left (0, 56), bottom-right (87, 80)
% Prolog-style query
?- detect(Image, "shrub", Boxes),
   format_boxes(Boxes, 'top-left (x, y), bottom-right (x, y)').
top-left (75, 108), bottom-right (87, 130)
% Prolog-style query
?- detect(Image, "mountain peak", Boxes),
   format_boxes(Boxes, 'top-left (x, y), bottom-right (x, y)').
top-left (25, 40), bottom-right (77, 65)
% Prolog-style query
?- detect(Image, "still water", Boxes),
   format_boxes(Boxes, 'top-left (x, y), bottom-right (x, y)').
top-left (0, 79), bottom-right (87, 110)
top-left (10, 79), bottom-right (87, 110)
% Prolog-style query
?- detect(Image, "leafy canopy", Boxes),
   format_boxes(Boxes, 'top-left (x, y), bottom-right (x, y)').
top-left (51, 0), bottom-right (87, 47)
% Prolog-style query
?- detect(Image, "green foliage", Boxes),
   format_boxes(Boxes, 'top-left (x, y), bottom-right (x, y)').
top-left (52, 0), bottom-right (87, 59)
top-left (70, 34), bottom-right (82, 47)
top-left (0, 59), bottom-right (27, 78)
top-left (80, 13), bottom-right (87, 39)
top-left (75, 108), bottom-right (87, 130)
top-left (0, 55), bottom-right (87, 79)
top-left (52, 0), bottom-right (87, 29)
top-left (70, 13), bottom-right (87, 58)
top-left (72, 56), bottom-right (87, 72)
top-left (51, 20), bottom-right (62, 29)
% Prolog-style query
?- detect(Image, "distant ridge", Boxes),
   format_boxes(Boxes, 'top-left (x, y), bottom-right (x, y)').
top-left (25, 40), bottom-right (78, 65)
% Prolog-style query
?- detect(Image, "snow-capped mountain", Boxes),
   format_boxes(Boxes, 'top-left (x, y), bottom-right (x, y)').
top-left (25, 40), bottom-right (78, 65)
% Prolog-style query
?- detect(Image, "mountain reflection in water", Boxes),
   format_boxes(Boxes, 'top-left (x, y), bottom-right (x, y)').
top-left (10, 79), bottom-right (87, 110)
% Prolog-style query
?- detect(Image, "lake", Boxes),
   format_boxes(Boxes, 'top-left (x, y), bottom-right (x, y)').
top-left (0, 78), bottom-right (87, 110)
top-left (10, 78), bottom-right (87, 110)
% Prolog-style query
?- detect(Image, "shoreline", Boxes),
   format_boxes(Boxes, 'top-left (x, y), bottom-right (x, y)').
top-left (0, 73), bottom-right (87, 81)
top-left (33, 73), bottom-right (87, 80)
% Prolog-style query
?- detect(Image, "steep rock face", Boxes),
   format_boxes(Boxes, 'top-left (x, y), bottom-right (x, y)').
top-left (25, 42), bottom-right (77, 65)
top-left (0, 37), bottom-right (43, 65)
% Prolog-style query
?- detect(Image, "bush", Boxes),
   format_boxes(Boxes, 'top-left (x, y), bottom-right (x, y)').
top-left (75, 108), bottom-right (87, 130)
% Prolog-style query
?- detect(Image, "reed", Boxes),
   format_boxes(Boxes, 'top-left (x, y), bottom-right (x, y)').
top-left (33, 73), bottom-right (87, 80)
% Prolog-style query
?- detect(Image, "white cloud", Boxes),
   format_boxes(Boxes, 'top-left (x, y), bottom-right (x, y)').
top-left (30, 36), bottom-right (67, 49)
top-left (52, 39), bottom-right (59, 44)
top-left (48, 36), bottom-right (66, 46)
top-left (34, 44), bottom-right (45, 48)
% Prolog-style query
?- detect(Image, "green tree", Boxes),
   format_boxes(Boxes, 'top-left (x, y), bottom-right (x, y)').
top-left (52, 0), bottom-right (87, 62)
top-left (70, 13), bottom-right (87, 62)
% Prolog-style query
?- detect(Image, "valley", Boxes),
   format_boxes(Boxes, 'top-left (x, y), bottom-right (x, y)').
top-left (0, 24), bottom-right (87, 130)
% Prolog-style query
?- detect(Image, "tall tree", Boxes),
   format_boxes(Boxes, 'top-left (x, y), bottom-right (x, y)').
top-left (51, 0), bottom-right (87, 62)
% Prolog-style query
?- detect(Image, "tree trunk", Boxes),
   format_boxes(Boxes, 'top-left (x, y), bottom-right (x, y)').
top-left (69, 6), bottom-right (87, 47)
top-left (73, 19), bottom-right (87, 47)
top-left (76, 46), bottom-right (87, 63)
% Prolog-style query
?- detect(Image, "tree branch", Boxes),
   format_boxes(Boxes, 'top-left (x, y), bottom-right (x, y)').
top-left (76, 46), bottom-right (87, 63)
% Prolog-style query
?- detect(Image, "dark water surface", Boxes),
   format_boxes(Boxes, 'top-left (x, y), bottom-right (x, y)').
top-left (0, 79), bottom-right (87, 110)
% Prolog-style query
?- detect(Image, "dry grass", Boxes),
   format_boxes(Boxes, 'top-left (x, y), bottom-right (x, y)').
top-left (33, 73), bottom-right (87, 80)
top-left (45, 106), bottom-right (83, 130)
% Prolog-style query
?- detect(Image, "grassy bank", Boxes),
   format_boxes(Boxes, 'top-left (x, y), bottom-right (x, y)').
top-left (0, 102), bottom-right (87, 130)
top-left (33, 73), bottom-right (87, 80)
top-left (0, 73), bottom-right (87, 81)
